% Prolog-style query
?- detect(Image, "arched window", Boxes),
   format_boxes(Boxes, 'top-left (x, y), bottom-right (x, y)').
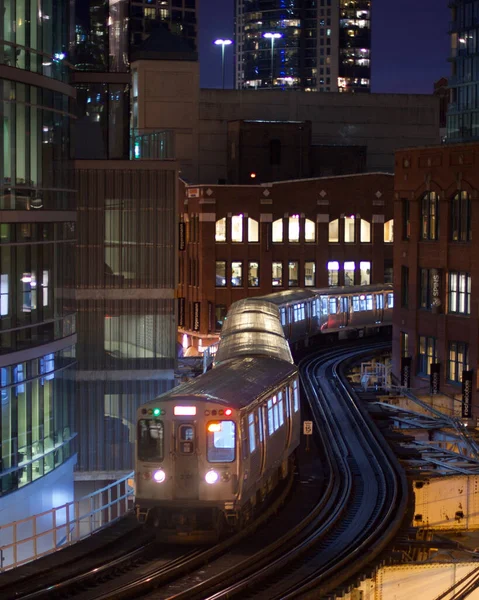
top-left (344, 216), bottom-right (355, 243)
top-left (248, 218), bottom-right (259, 242)
top-left (421, 192), bottom-right (438, 240)
top-left (329, 219), bottom-right (339, 243)
top-left (360, 219), bottom-right (371, 243)
top-left (384, 219), bottom-right (394, 243)
top-left (272, 218), bottom-right (283, 243)
top-left (451, 191), bottom-right (471, 241)
top-left (215, 218), bottom-right (226, 242)
top-left (288, 215), bottom-right (300, 242)
top-left (305, 219), bottom-right (315, 242)
top-left (231, 215), bottom-right (243, 243)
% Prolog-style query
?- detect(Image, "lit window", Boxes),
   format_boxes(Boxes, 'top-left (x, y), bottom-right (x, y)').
top-left (42, 270), bottom-right (49, 307)
top-left (289, 215), bottom-right (300, 242)
top-left (0, 274), bottom-right (8, 316)
top-left (215, 218), bottom-right (226, 242)
top-left (344, 216), bottom-right (355, 243)
top-left (248, 261), bottom-right (259, 287)
top-left (231, 215), bottom-right (243, 242)
top-left (449, 272), bottom-right (471, 315)
top-left (248, 413), bottom-right (256, 453)
top-left (304, 261), bottom-right (315, 286)
top-left (360, 219), bottom-right (371, 243)
top-left (451, 191), bottom-right (471, 242)
top-left (305, 218), bottom-right (315, 242)
top-left (328, 261), bottom-right (339, 286)
top-left (231, 261), bottom-right (243, 286)
top-left (384, 219), bottom-right (394, 243)
top-left (248, 218), bottom-right (259, 242)
top-left (329, 219), bottom-right (339, 242)
top-left (215, 261), bottom-right (226, 287)
top-left (272, 218), bottom-right (283, 242)
top-left (359, 261), bottom-right (370, 285)
top-left (448, 341), bottom-right (469, 384)
top-left (421, 192), bottom-right (438, 241)
top-left (288, 261), bottom-right (299, 286)
top-left (344, 261), bottom-right (355, 286)
top-left (418, 336), bottom-right (436, 376)
top-left (272, 261), bottom-right (283, 286)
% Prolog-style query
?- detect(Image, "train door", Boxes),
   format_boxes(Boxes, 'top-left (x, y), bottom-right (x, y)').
top-left (339, 296), bottom-right (349, 328)
top-left (174, 422), bottom-right (199, 500)
top-left (376, 293), bottom-right (385, 323)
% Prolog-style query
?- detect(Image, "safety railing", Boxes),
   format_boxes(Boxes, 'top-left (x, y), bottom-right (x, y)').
top-left (0, 472), bottom-right (134, 572)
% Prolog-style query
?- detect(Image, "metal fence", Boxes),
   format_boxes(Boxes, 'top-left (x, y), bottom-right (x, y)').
top-left (0, 472), bottom-right (134, 572)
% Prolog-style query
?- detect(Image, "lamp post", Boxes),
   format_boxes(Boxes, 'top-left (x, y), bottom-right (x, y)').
top-left (263, 32), bottom-right (282, 88)
top-left (214, 39), bottom-right (233, 89)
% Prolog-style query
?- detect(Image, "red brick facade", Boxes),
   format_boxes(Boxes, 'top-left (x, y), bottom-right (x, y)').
top-left (178, 174), bottom-right (394, 352)
top-left (393, 143), bottom-right (479, 418)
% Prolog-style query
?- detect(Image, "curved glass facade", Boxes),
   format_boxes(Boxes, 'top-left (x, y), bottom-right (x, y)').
top-left (0, 0), bottom-right (76, 499)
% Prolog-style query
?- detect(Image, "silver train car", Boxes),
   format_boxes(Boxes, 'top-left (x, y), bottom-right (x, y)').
top-left (135, 299), bottom-right (300, 541)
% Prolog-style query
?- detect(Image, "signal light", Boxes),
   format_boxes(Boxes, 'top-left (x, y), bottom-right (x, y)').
top-left (153, 407), bottom-right (161, 417)
top-left (225, 409), bottom-right (232, 416)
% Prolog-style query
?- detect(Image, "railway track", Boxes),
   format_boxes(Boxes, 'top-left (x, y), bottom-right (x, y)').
top-left (9, 340), bottom-right (408, 600)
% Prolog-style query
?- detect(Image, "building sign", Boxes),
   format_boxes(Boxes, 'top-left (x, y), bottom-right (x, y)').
top-left (178, 297), bottom-right (185, 327)
top-left (179, 222), bottom-right (186, 251)
top-left (193, 302), bottom-right (201, 332)
top-left (462, 370), bottom-right (474, 419)
top-left (431, 268), bottom-right (441, 311)
top-left (430, 362), bottom-right (440, 395)
top-left (187, 187), bottom-right (200, 198)
top-left (401, 356), bottom-right (412, 388)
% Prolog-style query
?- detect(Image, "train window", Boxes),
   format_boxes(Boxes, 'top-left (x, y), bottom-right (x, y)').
top-left (273, 397), bottom-right (279, 431)
top-left (329, 298), bottom-right (337, 314)
top-left (352, 296), bottom-right (360, 311)
top-left (376, 294), bottom-right (384, 309)
top-left (258, 408), bottom-right (264, 443)
top-left (267, 400), bottom-right (274, 435)
top-left (366, 295), bottom-right (373, 310)
top-left (248, 413), bottom-right (256, 453)
top-left (207, 421), bottom-right (235, 463)
top-left (280, 307), bottom-right (287, 326)
top-left (179, 424), bottom-right (195, 454)
top-left (340, 297), bottom-right (348, 312)
top-left (278, 393), bottom-right (285, 427)
top-left (292, 379), bottom-right (299, 412)
top-left (320, 297), bottom-right (328, 316)
top-left (137, 419), bottom-right (164, 463)
top-left (387, 293), bottom-right (394, 308)
top-left (293, 303), bottom-right (305, 322)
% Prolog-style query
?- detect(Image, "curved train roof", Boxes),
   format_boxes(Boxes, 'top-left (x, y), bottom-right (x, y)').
top-left (256, 289), bottom-right (318, 306)
top-left (144, 356), bottom-right (297, 410)
top-left (215, 298), bottom-right (293, 365)
top-left (259, 285), bottom-right (392, 306)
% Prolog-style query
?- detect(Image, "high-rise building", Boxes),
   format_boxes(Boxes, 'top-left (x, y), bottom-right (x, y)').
top-left (0, 0), bottom-right (77, 522)
top-left (447, 0), bottom-right (479, 141)
top-left (234, 0), bottom-right (371, 92)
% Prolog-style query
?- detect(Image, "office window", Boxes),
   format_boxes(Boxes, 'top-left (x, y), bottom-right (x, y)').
top-left (215, 218), bottom-right (226, 242)
top-left (400, 332), bottom-right (409, 358)
top-left (384, 219), bottom-right (394, 243)
top-left (248, 218), bottom-right (259, 242)
top-left (449, 272), bottom-right (471, 315)
top-left (272, 218), bottom-right (283, 242)
top-left (418, 336), bottom-right (436, 375)
top-left (272, 261), bottom-right (283, 286)
top-left (451, 191), bottom-right (471, 242)
top-left (359, 261), bottom-right (370, 285)
top-left (329, 219), bottom-right (339, 242)
top-left (344, 261), bottom-right (355, 286)
top-left (401, 266), bottom-right (409, 307)
top-left (448, 341), bottom-right (469, 383)
top-left (215, 304), bottom-right (227, 330)
top-left (0, 274), bottom-right (8, 316)
top-left (289, 261), bottom-right (299, 286)
top-left (328, 260), bottom-right (339, 286)
top-left (421, 192), bottom-right (439, 240)
top-left (305, 219), bottom-right (315, 242)
top-left (215, 261), bottom-right (226, 287)
top-left (231, 215), bottom-right (243, 242)
top-left (248, 261), bottom-right (259, 287)
top-left (231, 261), bottom-right (243, 286)
top-left (288, 215), bottom-right (300, 242)
top-left (304, 261), bottom-right (315, 286)
top-left (360, 219), bottom-right (371, 243)
top-left (401, 199), bottom-right (410, 240)
top-left (270, 139), bottom-right (281, 165)
top-left (344, 216), bottom-right (355, 243)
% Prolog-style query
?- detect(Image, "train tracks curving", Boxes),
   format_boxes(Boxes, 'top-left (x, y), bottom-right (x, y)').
top-left (8, 340), bottom-right (408, 600)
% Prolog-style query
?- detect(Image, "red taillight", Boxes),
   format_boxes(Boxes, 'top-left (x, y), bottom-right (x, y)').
top-left (225, 409), bottom-right (232, 416)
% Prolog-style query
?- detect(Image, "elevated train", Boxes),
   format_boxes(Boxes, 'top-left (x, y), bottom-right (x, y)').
top-left (135, 284), bottom-right (393, 541)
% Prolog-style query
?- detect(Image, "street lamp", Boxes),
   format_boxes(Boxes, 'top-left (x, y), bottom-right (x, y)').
top-left (263, 32), bottom-right (282, 88)
top-left (214, 39), bottom-right (233, 89)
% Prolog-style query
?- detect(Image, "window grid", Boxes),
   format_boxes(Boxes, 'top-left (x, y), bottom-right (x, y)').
top-left (449, 271), bottom-right (471, 315)
top-left (451, 191), bottom-right (471, 242)
top-left (421, 192), bottom-right (439, 241)
top-left (418, 336), bottom-right (436, 375)
top-left (448, 341), bottom-right (469, 384)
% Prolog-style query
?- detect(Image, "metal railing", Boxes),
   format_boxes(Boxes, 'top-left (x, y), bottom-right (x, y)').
top-left (0, 472), bottom-right (134, 572)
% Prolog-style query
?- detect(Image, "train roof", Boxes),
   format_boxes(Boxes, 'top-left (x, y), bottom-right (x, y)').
top-left (255, 289), bottom-right (318, 306)
top-left (313, 284), bottom-right (393, 295)
top-left (258, 285), bottom-right (393, 306)
top-left (143, 356), bottom-right (297, 410)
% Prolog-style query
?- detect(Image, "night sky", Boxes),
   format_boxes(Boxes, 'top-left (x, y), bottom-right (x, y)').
top-left (199, 0), bottom-right (450, 94)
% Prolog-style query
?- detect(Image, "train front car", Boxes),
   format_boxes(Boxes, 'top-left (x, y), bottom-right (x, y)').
top-left (135, 297), bottom-right (300, 543)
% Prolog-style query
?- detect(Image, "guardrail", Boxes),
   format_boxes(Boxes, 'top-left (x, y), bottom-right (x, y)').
top-left (0, 472), bottom-right (134, 572)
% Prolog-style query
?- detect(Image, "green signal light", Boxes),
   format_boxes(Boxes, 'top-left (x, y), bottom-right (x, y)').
top-left (153, 407), bottom-right (161, 417)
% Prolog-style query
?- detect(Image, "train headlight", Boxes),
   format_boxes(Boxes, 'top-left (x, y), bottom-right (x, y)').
top-left (205, 470), bottom-right (219, 485)
top-left (153, 469), bottom-right (166, 483)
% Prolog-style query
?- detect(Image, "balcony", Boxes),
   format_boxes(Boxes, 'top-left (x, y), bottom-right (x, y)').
top-left (130, 129), bottom-right (175, 160)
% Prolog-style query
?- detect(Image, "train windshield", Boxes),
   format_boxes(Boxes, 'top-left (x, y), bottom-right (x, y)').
top-left (207, 420), bottom-right (235, 463)
top-left (137, 419), bottom-right (164, 462)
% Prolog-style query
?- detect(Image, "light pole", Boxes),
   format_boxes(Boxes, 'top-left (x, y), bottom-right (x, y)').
top-left (263, 32), bottom-right (282, 88)
top-left (214, 39), bottom-right (233, 89)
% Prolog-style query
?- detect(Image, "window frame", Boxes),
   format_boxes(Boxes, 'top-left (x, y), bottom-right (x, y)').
top-left (448, 271), bottom-right (471, 315)
top-left (447, 341), bottom-right (469, 384)
top-left (451, 191), bottom-right (471, 242)
top-left (421, 192), bottom-right (439, 241)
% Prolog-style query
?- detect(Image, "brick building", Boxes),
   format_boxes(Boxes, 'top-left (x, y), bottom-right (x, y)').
top-left (178, 173), bottom-right (394, 352)
top-left (393, 142), bottom-right (479, 419)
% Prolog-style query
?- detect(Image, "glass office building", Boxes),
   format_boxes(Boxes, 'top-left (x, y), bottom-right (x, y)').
top-left (234, 0), bottom-right (371, 92)
top-left (0, 0), bottom-right (77, 509)
top-left (447, 0), bottom-right (479, 141)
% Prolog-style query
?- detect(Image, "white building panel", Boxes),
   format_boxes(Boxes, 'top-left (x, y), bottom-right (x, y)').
top-left (344, 563), bottom-right (479, 600)
top-left (413, 476), bottom-right (479, 530)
